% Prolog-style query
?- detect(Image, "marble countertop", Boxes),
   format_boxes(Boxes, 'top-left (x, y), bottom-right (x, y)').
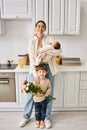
top-left (0, 64), bottom-right (87, 72)
top-left (15, 65), bottom-right (30, 72)
top-left (57, 64), bottom-right (87, 72)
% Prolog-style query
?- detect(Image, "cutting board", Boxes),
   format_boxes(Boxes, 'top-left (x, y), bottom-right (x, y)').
top-left (62, 57), bottom-right (81, 66)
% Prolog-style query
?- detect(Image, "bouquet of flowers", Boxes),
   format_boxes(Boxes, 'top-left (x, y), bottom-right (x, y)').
top-left (21, 80), bottom-right (56, 100)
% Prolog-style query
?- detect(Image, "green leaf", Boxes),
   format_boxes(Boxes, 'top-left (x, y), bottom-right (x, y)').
top-left (24, 80), bottom-right (56, 100)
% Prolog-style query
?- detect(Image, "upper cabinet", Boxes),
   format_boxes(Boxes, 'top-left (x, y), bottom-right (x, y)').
top-left (49, 0), bottom-right (80, 35)
top-left (0, 0), bottom-right (5, 35)
top-left (33, 0), bottom-right (48, 34)
top-left (0, 0), bottom-right (32, 19)
top-left (64, 0), bottom-right (80, 35)
top-left (33, 0), bottom-right (81, 35)
top-left (49, 0), bottom-right (64, 34)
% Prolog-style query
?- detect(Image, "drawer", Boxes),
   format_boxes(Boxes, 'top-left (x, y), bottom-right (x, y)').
top-left (80, 81), bottom-right (87, 89)
top-left (80, 72), bottom-right (87, 80)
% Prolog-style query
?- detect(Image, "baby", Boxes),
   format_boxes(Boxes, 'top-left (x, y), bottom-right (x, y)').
top-left (35, 41), bottom-right (61, 65)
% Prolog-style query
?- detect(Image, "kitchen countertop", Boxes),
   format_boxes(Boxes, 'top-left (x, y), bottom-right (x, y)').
top-left (14, 64), bottom-right (87, 72)
top-left (0, 64), bottom-right (87, 72)
top-left (57, 64), bottom-right (87, 72)
top-left (0, 65), bottom-right (30, 72)
top-left (15, 65), bottom-right (30, 72)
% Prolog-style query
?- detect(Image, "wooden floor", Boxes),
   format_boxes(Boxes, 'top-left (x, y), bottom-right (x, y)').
top-left (0, 111), bottom-right (87, 130)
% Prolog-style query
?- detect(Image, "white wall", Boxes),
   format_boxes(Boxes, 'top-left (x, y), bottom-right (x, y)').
top-left (0, 20), bottom-right (33, 63)
top-left (0, 0), bottom-right (87, 64)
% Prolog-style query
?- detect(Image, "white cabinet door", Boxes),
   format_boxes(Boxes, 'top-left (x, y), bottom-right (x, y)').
top-left (15, 72), bottom-right (29, 105)
top-left (49, 0), bottom-right (80, 35)
top-left (53, 72), bottom-right (64, 110)
top-left (1, 0), bottom-right (32, 19)
top-left (0, 0), bottom-right (5, 35)
top-left (33, 0), bottom-right (48, 34)
top-left (65, 0), bottom-right (80, 34)
top-left (49, 0), bottom-right (64, 34)
top-left (63, 72), bottom-right (80, 107)
top-left (79, 90), bottom-right (87, 107)
top-left (79, 72), bottom-right (87, 107)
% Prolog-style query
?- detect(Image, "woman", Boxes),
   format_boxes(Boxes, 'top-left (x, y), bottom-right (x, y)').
top-left (19, 20), bottom-right (62, 128)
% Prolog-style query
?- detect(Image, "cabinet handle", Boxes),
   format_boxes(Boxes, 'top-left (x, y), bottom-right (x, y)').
top-left (0, 80), bottom-right (9, 84)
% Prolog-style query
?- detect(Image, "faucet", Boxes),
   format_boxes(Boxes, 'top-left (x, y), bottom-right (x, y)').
top-left (7, 60), bottom-right (13, 66)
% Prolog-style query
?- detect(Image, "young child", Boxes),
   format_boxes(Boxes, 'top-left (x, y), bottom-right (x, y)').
top-left (33, 64), bottom-right (51, 128)
top-left (35, 41), bottom-right (61, 65)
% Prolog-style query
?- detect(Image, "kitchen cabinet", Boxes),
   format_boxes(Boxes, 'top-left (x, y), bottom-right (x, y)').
top-left (33, 0), bottom-right (80, 35)
top-left (33, 0), bottom-right (48, 33)
top-left (49, 0), bottom-right (80, 34)
top-left (64, 0), bottom-right (80, 34)
top-left (15, 72), bottom-right (29, 105)
top-left (53, 71), bottom-right (80, 110)
top-left (1, 65), bottom-right (87, 111)
top-left (79, 72), bottom-right (87, 107)
top-left (53, 72), bottom-right (64, 110)
top-left (4, 66), bottom-right (87, 111)
top-left (0, 0), bottom-right (5, 35)
top-left (49, 0), bottom-right (64, 34)
top-left (15, 70), bottom-right (87, 111)
top-left (0, 0), bottom-right (32, 19)
top-left (63, 72), bottom-right (80, 108)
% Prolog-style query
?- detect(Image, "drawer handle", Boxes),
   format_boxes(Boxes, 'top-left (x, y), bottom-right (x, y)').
top-left (0, 80), bottom-right (9, 84)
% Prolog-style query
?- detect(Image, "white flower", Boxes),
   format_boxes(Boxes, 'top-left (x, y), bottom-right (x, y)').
top-left (26, 86), bottom-right (29, 91)
top-left (26, 82), bottom-right (30, 87)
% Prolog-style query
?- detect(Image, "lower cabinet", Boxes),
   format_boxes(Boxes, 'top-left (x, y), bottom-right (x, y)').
top-left (15, 71), bottom-right (87, 111)
top-left (15, 72), bottom-right (29, 105)
top-left (53, 72), bottom-right (80, 110)
top-left (63, 72), bottom-right (80, 108)
top-left (79, 90), bottom-right (87, 107)
top-left (53, 72), bottom-right (64, 110)
top-left (79, 72), bottom-right (87, 107)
